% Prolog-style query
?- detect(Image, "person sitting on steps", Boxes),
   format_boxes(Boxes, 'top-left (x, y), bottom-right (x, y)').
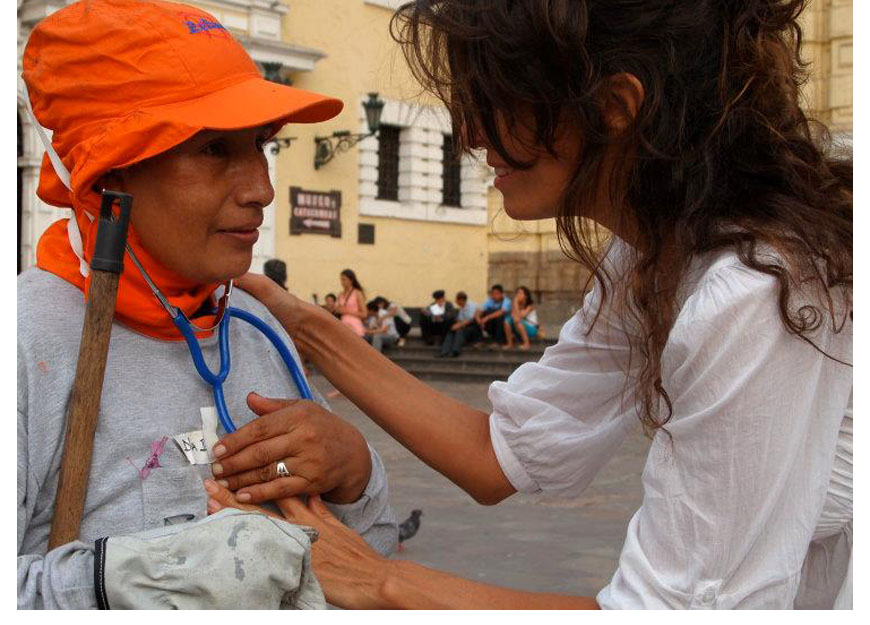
top-left (504, 286), bottom-right (539, 350)
top-left (364, 300), bottom-right (400, 354)
top-left (374, 295), bottom-right (412, 346)
top-left (439, 291), bottom-right (480, 358)
top-left (420, 289), bottom-right (456, 346)
top-left (475, 284), bottom-right (511, 347)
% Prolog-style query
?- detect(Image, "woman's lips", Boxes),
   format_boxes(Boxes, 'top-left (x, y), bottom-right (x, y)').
top-left (219, 229), bottom-right (260, 244)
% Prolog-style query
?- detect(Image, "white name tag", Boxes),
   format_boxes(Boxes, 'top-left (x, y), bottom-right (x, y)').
top-left (173, 407), bottom-right (220, 465)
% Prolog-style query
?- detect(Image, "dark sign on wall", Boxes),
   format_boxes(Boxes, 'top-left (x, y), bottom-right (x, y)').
top-left (289, 187), bottom-right (341, 238)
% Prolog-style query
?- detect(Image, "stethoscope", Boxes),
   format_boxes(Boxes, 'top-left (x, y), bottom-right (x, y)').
top-left (126, 245), bottom-right (313, 434)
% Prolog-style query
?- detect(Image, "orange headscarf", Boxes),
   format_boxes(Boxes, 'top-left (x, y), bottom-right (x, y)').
top-left (23, 0), bottom-right (342, 340)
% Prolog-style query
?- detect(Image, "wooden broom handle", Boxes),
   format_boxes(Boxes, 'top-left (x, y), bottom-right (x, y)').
top-left (48, 190), bottom-right (132, 550)
top-left (48, 270), bottom-right (121, 549)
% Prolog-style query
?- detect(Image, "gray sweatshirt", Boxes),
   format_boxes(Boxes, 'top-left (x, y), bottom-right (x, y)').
top-left (17, 268), bottom-right (398, 609)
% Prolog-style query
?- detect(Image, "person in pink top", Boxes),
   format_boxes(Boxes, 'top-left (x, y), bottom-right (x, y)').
top-left (337, 269), bottom-right (367, 337)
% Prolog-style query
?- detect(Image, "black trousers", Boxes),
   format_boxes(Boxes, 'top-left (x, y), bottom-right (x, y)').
top-left (420, 314), bottom-right (451, 345)
top-left (394, 316), bottom-right (411, 338)
top-left (440, 323), bottom-right (482, 356)
top-left (483, 314), bottom-right (507, 343)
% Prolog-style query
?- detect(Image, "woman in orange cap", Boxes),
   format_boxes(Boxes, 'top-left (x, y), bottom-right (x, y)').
top-left (18, 0), bottom-right (396, 610)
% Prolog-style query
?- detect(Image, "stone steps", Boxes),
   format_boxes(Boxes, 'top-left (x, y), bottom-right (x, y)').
top-left (392, 345), bottom-right (545, 362)
top-left (399, 334), bottom-right (556, 349)
top-left (386, 334), bottom-right (554, 382)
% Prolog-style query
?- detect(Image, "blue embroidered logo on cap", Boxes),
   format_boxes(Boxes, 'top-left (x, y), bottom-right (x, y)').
top-left (183, 16), bottom-right (227, 35)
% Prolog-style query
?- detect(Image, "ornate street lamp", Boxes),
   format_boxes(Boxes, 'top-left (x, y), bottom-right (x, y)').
top-left (313, 92), bottom-right (384, 169)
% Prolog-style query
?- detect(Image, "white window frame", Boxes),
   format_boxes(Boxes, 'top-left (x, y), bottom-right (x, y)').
top-left (358, 97), bottom-right (491, 226)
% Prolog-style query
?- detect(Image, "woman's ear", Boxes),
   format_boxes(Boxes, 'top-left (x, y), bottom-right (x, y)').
top-left (602, 73), bottom-right (645, 134)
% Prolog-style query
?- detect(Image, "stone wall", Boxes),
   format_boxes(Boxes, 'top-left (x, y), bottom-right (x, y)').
top-left (487, 248), bottom-right (592, 335)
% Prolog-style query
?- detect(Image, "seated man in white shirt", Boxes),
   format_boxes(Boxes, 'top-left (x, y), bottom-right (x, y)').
top-left (419, 289), bottom-right (456, 346)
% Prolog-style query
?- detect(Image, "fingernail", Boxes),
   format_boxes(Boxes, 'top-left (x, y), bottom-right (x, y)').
top-left (204, 479), bottom-right (217, 494)
top-left (212, 463), bottom-right (223, 475)
top-left (213, 444), bottom-right (227, 457)
top-left (217, 479), bottom-right (229, 488)
top-left (207, 498), bottom-right (220, 512)
top-left (237, 492), bottom-right (251, 502)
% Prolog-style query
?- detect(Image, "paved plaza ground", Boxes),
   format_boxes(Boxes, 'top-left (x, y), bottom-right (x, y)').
top-left (310, 374), bottom-right (651, 598)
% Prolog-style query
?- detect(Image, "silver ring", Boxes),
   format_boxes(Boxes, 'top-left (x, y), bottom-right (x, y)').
top-left (276, 461), bottom-right (291, 478)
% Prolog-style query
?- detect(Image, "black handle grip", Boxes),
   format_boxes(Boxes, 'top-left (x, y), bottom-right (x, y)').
top-left (90, 191), bottom-right (133, 274)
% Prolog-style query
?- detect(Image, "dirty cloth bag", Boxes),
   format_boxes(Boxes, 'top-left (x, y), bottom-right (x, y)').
top-left (95, 508), bottom-right (325, 609)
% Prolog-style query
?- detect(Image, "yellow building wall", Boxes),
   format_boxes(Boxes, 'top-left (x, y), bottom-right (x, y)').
top-left (799, 0), bottom-right (853, 131)
top-left (269, 1), bottom-right (488, 307)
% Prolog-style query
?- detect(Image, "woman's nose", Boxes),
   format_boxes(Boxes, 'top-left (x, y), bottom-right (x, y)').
top-left (236, 152), bottom-right (275, 209)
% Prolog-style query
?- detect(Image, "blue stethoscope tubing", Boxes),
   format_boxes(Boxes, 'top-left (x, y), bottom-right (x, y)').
top-left (124, 244), bottom-right (312, 434)
top-left (173, 306), bottom-right (313, 434)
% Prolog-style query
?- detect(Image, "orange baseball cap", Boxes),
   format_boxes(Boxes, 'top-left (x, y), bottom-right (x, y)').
top-left (22, 0), bottom-right (343, 211)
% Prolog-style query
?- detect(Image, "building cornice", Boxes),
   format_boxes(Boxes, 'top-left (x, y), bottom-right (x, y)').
top-left (235, 35), bottom-right (326, 72)
top-left (197, 1), bottom-right (288, 15)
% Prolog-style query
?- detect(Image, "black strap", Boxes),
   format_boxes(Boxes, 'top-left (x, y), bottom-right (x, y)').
top-left (94, 537), bottom-right (110, 610)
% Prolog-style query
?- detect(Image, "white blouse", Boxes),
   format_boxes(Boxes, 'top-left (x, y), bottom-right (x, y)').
top-left (489, 242), bottom-right (852, 609)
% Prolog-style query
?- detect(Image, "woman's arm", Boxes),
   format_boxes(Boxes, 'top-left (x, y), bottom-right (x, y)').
top-left (353, 290), bottom-right (367, 319)
top-left (379, 561), bottom-right (599, 609)
top-left (207, 484), bottom-right (598, 609)
top-left (235, 274), bottom-right (515, 505)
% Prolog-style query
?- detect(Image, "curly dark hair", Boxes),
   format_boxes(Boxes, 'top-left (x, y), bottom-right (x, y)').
top-left (392, 0), bottom-right (852, 435)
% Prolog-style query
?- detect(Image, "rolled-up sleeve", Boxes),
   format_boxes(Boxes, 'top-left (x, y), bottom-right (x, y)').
top-left (488, 281), bottom-right (639, 498)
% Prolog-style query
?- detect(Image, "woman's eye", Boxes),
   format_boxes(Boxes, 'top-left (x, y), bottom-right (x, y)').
top-left (202, 140), bottom-right (228, 157)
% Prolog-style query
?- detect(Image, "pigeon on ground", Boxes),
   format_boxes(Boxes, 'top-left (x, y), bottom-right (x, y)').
top-left (397, 509), bottom-right (423, 552)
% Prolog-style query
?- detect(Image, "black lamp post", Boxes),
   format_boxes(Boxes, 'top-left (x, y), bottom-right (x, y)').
top-left (314, 92), bottom-right (384, 170)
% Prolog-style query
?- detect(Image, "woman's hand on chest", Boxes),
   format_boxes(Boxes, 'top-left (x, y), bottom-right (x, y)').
top-left (210, 393), bottom-right (372, 504)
